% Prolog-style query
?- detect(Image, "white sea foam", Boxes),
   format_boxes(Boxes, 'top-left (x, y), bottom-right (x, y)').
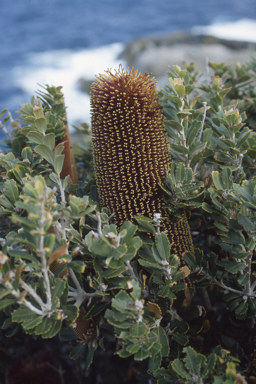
top-left (192, 18), bottom-right (256, 43)
top-left (13, 43), bottom-right (125, 130)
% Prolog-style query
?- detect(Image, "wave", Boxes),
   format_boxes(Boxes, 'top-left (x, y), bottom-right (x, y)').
top-left (192, 18), bottom-right (256, 42)
top-left (12, 43), bottom-right (125, 129)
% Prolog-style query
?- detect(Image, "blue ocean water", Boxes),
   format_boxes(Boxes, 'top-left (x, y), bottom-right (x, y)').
top-left (1, 0), bottom-right (256, 136)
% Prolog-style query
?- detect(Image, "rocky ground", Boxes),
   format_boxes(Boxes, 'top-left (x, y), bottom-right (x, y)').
top-left (78, 31), bottom-right (256, 94)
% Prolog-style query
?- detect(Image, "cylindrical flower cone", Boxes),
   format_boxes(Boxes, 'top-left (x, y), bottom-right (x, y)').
top-left (90, 66), bottom-right (194, 265)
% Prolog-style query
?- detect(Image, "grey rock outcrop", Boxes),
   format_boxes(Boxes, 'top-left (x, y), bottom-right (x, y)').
top-left (118, 31), bottom-right (256, 88)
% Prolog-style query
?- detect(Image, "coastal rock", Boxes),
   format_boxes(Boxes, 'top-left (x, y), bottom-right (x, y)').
top-left (118, 31), bottom-right (256, 87)
top-left (77, 77), bottom-right (94, 94)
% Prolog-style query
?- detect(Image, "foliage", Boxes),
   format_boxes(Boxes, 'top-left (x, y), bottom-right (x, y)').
top-left (1, 57), bottom-right (256, 383)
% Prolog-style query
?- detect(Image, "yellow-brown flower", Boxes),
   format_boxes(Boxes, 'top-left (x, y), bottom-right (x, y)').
top-left (90, 66), bottom-right (193, 262)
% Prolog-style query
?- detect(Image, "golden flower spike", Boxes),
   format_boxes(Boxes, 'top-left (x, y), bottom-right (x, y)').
top-left (90, 66), bottom-right (194, 289)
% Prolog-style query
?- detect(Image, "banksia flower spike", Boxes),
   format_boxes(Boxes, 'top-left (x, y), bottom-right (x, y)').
top-left (90, 66), bottom-right (193, 261)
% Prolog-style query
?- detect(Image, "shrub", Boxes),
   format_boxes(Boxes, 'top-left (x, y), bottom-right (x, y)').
top-left (1, 57), bottom-right (256, 383)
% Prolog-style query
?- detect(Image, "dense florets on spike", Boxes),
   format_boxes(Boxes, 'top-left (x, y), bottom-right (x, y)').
top-left (90, 66), bottom-right (193, 260)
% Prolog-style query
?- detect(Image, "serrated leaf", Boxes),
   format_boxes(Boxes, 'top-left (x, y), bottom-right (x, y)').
top-left (158, 285), bottom-right (177, 299)
top-left (42, 320), bottom-right (62, 338)
top-left (0, 299), bottom-right (16, 310)
top-left (172, 359), bottom-right (190, 379)
top-left (148, 352), bottom-right (162, 372)
top-left (237, 273), bottom-right (250, 286)
top-left (12, 307), bottom-right (37, 323)
top-left (238, 213), bottom-right (256, 231)
top-left (212, 171), bottom-right (224, 190)
top-left (189, 142), bottom-right (207, 162)
top-left (134, 345), bottom-right (151, 361)
top-left (22, 316), bottom-right (43, 330)
top-left (51, 279), bottom-right (66, 302)
top-left (112, 290), bottom-right (133, 313)
top-left (135, 216), bottom-right (156, 234)
top-left (201, 354), bottom-right (217, 379)
top-left (183, 346), bottom-right (199, 374)
top-left (64, 305), bottom-right (79, 326)
top-left (102, 267), bottom-right (126, 278)
top-left (217, 260), bottom-right (245, 274)
top-left (173, 333), bottom-right (189, 345)
top-left (126, 344), bottom-right (141, 354)
top-left (35, 317), bottom-right (52, 335)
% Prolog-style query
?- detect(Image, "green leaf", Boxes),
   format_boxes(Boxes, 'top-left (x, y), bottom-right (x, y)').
top-left (188, 142), bottom-right (207, 162)
top-left (21, 147), bottom-right (34, 162)
top-left (69, 343), bottom-right (86, 360)
top-left (64, 305), bottom-right (79, 326)
top-left (212, 171), bottom-right (224, 190)
top-left (135, 216), bottom-right (156, 234)
top-left (126, 344), bottom-right (141, 354)
top-left (235, 301), bottom-right (248, 315)
top-left (33, 117), bottom-right (47, 134)
top-left (42, 320), bottom-right (62, 338)
top-left (8, 250), bottom-right (39, 264)
top-left (172, 359), bottom-right (190, 379)
top-left (155, 233), bottom-right (170, 261)
top-left (22, 316), bottom-right (43, 330)
top-left (68, 260), bottom-right (86, 274)
top-left (51, 279), bottom-right (66, 302)
top-left (183, 346), bottom-right (199, 374)
top-left (173, 333), bottom-right (189, 345)
top-left (34, 144), bottom-right (54, 164)
top-left (26, 131), bottom-right (43, 144)
top-left (134, 345), bottom-right (151, 361)
top-left (54, 155), bottom-right (65, 175)
top-left (148, 352), bottom-right (162, 372)
top-left (82, 302), bottom-right (109, 320)
top-left (158, 285), bottom-right (177, 299)
top-left (5, 180), bottom-right (19, 204)
top-left (201, 354), bottom-right (217, 379)
top-left (86, 344), bottom-right (95, 369)
top-left (102, 267), bottom-right (126, 278)
top-left (0, 289), bottom-right (13, 300)
top-left (12, 307), bottom-right (37, 323)
top-left (0, 299), bottom-right (16, 310)
top-left (112, 290), bottom-right (133, 313)
top-left (157, 327), bottom-right (169, 357)
top-left (238, 213), bottom-right (256, 231)
top-left (237, 273), bottom-right (250, 286)
top-left (43, 133), bottom-right (55, 150)
top-left (35, 318), bottom-right (52, 335)
top-left (170, 143), bottom-right (189, 155)
top-left (0, 108), bottom-right (8, 116)
top-left (217, 260), bottom-right (245, 274)
top-left (59, 327), bottom-right (78, 341)
top-left (0, 195), bottom-right (14, 210)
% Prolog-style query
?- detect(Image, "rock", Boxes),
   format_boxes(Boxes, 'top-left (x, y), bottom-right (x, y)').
top-left (77, 77), bottom-right (94, 94)
top-left (118, 31), bottom-right (256, 87)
